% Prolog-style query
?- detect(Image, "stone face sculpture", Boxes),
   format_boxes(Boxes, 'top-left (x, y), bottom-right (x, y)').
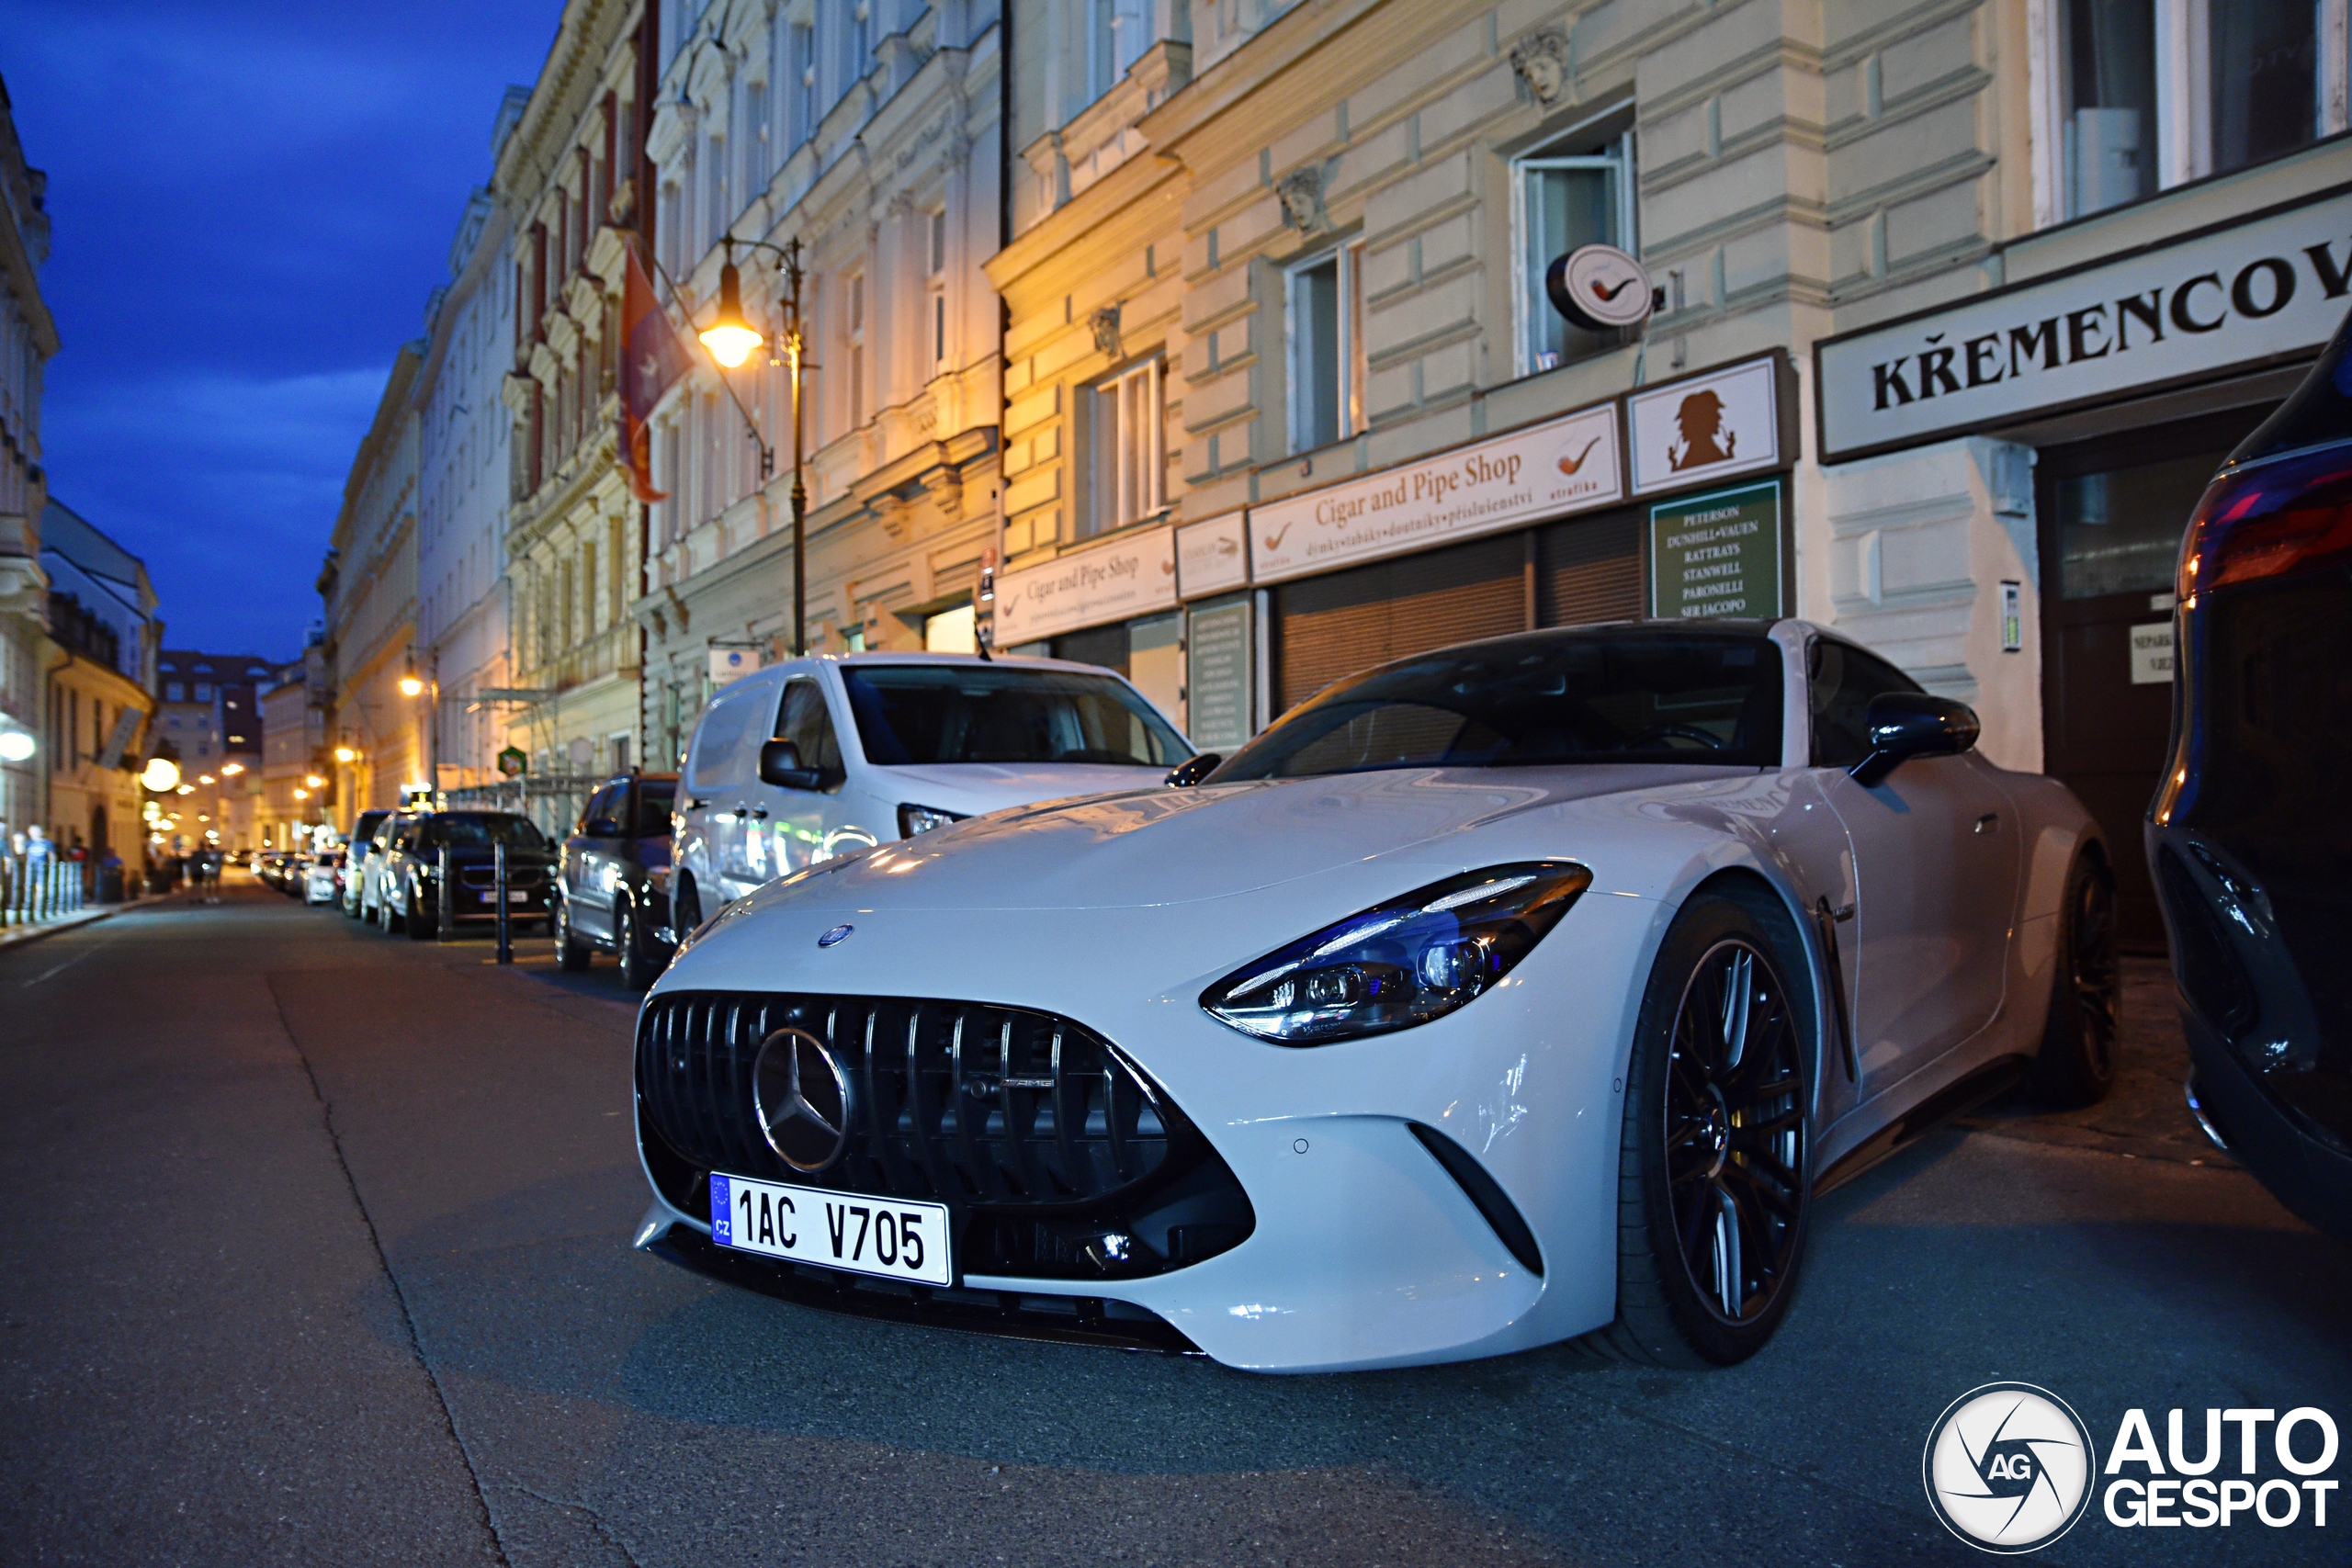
top-left (1091, 305), bottom-right (1123, 360)
top-left (1275, 166), bottom-right (1326, 234)
top-left (1510, 26), bottom-right (1573, 107)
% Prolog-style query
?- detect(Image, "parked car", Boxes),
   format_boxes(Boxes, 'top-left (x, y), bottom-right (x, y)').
top-left (668, 652), bottom-right (1191, 938)
top-left (2153, 310), bottom-right (2352, 1243)
top-left (372, 809), bottom-right (557, 939)
top-left (554, 772), bottom-right (678, 990)
top-left (256, 851), bottom-right (294, 892)
top-left (302, 851), bottom-right (344, 907)
top-left (340, 808), bottom-right (394, 919)
top-left (628, 620), bottom-right (2115, 1371)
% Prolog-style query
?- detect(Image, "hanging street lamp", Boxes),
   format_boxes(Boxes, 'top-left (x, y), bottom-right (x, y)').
top-left (695, 233), bottom-right (812, 657)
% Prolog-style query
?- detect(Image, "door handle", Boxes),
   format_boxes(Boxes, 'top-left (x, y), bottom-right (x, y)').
top-left (741, 805), bottom-right (769, 821)
top-left (1973, 813), bottom-right (1999, 835)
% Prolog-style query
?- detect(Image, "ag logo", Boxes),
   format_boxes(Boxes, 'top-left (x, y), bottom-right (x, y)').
top-left (1924, 1382), bottom-right (2097, 1553)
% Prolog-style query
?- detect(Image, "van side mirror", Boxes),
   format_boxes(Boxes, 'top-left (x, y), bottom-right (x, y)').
top-left (1164, 752), bottom-right (1223, 788)
top-left (759, 739), bottom-right (823, 790)
top-left (584, 817), bottom-right (623, 838)
top-left (1850, 693), bottom-right (1980, 787)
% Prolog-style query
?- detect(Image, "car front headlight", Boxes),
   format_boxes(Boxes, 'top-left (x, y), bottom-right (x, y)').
top-left (898, 803), bottom-right (967, 837)
top-left (1201, 862), bottom-right (1591, 1045)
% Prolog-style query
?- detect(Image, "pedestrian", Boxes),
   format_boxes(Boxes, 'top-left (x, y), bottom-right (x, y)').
top-left (24, 824), bottom-right (50, 870)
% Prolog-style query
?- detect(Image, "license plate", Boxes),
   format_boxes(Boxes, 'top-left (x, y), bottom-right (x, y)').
top-left (709, 1172), bottom-right (951, 1286)
top-left (508, 890), bottom-right (529, 902)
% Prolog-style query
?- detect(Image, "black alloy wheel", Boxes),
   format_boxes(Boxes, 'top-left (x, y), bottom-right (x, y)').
top-left (1591, 890), bottom-right (1814, 1368)
top-left (2025, 854), bottom-right (2120, 1108)
top-left (554, 893), bottom-right (592, 972)
top-left (673, 881), bottom-right (703, 943)
top-left (405, 885), bottom-right (435, 941)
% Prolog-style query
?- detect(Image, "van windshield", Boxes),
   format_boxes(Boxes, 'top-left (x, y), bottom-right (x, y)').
top-left (1211, 630), bottom-right (1784, 779)
top-left (842, 664), bottom-right (1190, 768)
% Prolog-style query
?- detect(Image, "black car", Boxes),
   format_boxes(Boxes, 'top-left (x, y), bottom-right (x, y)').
top-left (2152, 308), bottom-right (2352, 1242)
top-left (372, 810), bottom-right (557, 940)
top-left (553, 772), bottom-right (677, 990)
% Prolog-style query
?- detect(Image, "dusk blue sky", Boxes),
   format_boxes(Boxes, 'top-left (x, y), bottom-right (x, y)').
top-left (1, 4), bottom-right (559, 660)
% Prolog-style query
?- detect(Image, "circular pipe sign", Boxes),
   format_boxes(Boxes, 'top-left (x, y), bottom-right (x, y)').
top-left (1545, 243), bottom-right (1655, 333)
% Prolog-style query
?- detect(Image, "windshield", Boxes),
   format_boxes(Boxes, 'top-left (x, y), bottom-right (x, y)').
top-left (842, 664), bottom-right (1191, 769)
top-left (1213, 631), bottom-right (1785, 779)
top-left (424, 814), bottom-right (549, 850)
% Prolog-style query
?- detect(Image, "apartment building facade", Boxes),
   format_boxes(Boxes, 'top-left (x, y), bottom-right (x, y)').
top-left (988, 0), bottom-right (2351, 941)
top-left (633, 0), bottom-right (1005, 767)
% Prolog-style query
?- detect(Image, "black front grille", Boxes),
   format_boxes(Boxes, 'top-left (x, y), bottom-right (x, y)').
top-left (635, 990), bottom-right (1253, 1280)
top-left (459, 865), bottom-right (546, 888)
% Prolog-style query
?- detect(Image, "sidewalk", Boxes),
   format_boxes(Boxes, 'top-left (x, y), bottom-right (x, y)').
top-left (0, 890), bottom-right (186, 953)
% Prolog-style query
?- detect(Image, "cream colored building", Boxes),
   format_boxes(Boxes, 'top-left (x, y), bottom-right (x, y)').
top-left (632, 0), bottom-right (1005, 766)
top-left (493, 0), bottom-right (657, 829)
top-left (0, 77), bottom-right (54, 840)
top-left (990, 0), bottom-right (2352, 943)
top-left (321, 344), bottom-right (424, 832)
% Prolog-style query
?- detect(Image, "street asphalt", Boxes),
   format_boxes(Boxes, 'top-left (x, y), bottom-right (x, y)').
top-left (2, 878), bottom-right (2345, 1567)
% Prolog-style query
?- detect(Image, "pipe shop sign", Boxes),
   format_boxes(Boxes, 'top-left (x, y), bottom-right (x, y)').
top-left (1816, 187), bottom-right (2352, 462)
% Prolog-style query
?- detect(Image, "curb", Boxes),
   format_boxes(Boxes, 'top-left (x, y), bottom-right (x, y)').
top-left (0, 890), bottom-right (191, 953)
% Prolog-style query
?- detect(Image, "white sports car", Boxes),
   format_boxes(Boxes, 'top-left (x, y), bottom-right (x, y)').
top-left (630, 619), bottom-right (2117, 1371)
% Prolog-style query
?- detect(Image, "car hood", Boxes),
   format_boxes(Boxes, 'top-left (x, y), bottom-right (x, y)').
top-left (732, 762), bottom-right (1752, 914)
top-left (866, 759), bottom-right (1173, 818)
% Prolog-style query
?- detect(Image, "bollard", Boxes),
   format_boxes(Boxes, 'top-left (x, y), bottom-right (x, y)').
top-left (494, 840), bottom-right (512, 964)
top-left (436, 844), bottom-right (453, 943)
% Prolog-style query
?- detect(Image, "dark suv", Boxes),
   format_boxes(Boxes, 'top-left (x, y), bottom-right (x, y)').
top-left (373, 810), bottom-right (557, 940)
top-left (554, 772), bottom-right (677, 989)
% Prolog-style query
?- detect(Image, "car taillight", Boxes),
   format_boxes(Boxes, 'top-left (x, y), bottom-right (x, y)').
top-left (2180, 445), bottom-right (2352, 603)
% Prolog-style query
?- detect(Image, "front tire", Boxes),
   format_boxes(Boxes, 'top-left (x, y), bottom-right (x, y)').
top-left (1590, 891), bottom-right (1814, 1368)
top-left (405, 886), bottom-right (435, 941)
top-left (553, 894), bottom-right (592, 971)
top-left (2024, 853), bottom-right (2120, 1109)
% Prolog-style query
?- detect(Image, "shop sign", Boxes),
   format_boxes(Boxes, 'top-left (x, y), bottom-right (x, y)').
top-left (2130, 621), bottom-right (2175, 683)
top-left (1627, 355), bottom-right (1784, 496)
top-left (1185, 600), bottom-right (1254, 753)
top-left (709, 648), bottom-right (756, 686)
top-left (993, 526), bottom-right (1179, 644)
top-left (495, 746), bottom-right (527, 778)
top-left (1176, 511), bottom-right (1250, 598)
top-left (1817, 187), bottom-right (2352, 462)
top-left (1647, 480), bottom-right (1783, 620)
top-left (1250, 402), bottom-right (1623, 585)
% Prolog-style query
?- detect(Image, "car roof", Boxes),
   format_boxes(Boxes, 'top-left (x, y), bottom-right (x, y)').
top-left (812, 650), bottom-right (1142, 679)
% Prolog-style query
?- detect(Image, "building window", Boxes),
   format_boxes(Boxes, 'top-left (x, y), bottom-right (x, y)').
top-left (844, 271), bottom-right (866, 428)
top-left (927, 208), bottom-right (948, 370)
top-left (2051, 0), bottom-right (2346, 221)
top-left (1286, 240), bottom-right (1364, 453)
top-left (839, 0), bottom-right (871, 104)
top-left (164, 682), bottom-right (183, 702)
top-left (194, 682), bottom-right (213, 701)
top-left (1087, 358), bottom-right (1163, 536)
top-left (1088, 0), bottom-right (1151, 103)
top-left (1512, 130), bottom-right (1636, 377)
top-left (791, 22), bottom-right (817, 147)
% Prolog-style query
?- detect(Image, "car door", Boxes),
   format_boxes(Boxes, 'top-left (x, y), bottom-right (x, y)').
top-left (571, 784), bottom-right (622, 941)
top-left (1809, 638), bottom-right (2020, 1086)
top-left (686, 672), bottom-right (780, 902)
top-left (762, 677), bottom-right (853, 873)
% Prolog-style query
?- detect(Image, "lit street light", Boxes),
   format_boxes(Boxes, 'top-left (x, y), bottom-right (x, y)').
top-left (697, 233), bottom-right (810, 656)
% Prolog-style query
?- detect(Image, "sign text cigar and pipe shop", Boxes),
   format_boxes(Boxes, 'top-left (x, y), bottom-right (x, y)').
top-left (1817, 187), bottom-right (2352, 461)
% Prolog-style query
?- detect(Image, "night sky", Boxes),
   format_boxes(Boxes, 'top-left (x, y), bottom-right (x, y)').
top-left (0, 3), bottom-right (559, 660)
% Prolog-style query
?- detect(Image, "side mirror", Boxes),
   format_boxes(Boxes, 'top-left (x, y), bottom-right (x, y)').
top-left (758, 738), bottom-right (823, 790)
top-left (584, 817), bottom-right (623, 838)
top-left (1850, 693), bottom-right (1980, 787)
top-left (1164, 752), bottom-right (1223, 788)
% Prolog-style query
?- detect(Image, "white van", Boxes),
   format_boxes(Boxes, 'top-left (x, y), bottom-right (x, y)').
top-left (667, 651), bottom-right (1193, 932)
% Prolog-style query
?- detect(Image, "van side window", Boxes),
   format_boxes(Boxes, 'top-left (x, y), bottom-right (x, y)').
top-left (777, 680), bottom-right (844, 788)
top-left (581, 784), bottom-right (621, 832)
top-left (1809, 639), bottom-right (1923, 769)
top-left (686, 678), bottom-right (773, 792)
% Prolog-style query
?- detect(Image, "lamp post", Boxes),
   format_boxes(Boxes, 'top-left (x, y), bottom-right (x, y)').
top-left (699, 235), bottom-right (810, 658)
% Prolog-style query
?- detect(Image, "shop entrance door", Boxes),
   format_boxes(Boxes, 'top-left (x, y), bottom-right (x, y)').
top-left (2038, 409), bottom-right (2267, 949)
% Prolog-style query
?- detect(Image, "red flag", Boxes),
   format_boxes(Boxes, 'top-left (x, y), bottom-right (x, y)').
top-left (617, 240), bottom-right (694, 503)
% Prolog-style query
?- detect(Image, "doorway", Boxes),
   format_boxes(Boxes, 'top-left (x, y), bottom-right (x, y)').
top-left (2037, 407), bottom-right (2269, 949)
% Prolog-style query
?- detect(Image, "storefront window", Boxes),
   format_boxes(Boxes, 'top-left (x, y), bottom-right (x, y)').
top-left (2052, 448), bottom-right (2230, 599)
top-left (1514, 131), bottom-right (1635, 376)
top-left (2062, 0), bottom-right (2157, 217)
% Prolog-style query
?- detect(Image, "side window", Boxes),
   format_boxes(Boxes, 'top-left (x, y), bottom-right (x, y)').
top-left (1513, 130), bottom-right (1636, 376)
top-left (685, 678), bottom-right (773, 793)
top-left (776, 680), bottom-right (844, 788)
top-left (581, 785), bottom-right (621, 832)
top-left (1809, 640), bottom-right (1923, 768)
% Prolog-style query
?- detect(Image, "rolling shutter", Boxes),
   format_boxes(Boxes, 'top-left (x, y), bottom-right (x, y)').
top-left (1273, 534), bottom-right (1525, 713)
top-left (1537, 507), bottom-right (1642, 627)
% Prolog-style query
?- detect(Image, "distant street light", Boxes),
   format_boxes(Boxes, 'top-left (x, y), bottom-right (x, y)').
top-left (399, 674), bottom-right (424, 697)
top-left (334, 745), bottom-right (357, 763)
top-left (697, 253), bottom-right (763, 367)
top-left (198, 773), bottom-right (216, 785)
top-left (141, 757), bottom-right (182, 792)
top-left (293, 788), bottom-right (308, 801)
top-left (303, 773), bottom-right (325, 788)
top-left (0, 729), bottom-right (33, 762)
top-left (220, 761), bottom-right (244, 776)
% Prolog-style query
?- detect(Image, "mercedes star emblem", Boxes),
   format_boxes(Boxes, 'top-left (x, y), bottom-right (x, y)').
top-left (752, 1028), bottom-right (853, 1172)
top-left (818, 924), bottom-right (853, 947)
